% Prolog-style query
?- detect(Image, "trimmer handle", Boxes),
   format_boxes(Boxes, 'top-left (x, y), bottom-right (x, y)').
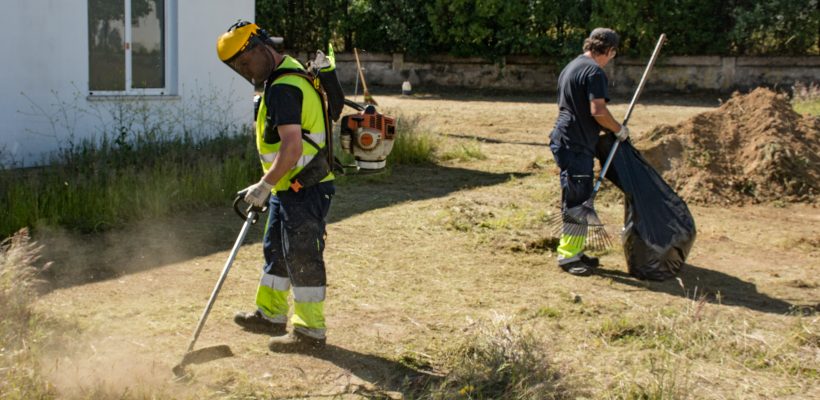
top-left (233, 189), bottom-right (268, 223)
top-left (344, 98), bottom-right (365, 111)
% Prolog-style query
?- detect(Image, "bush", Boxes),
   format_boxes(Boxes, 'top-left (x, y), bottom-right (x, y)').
top-left (256, 0), bottom-right (819, 58)
top-left (591, 0), bottom-right (734, 57)
top-left (731, 0), bottom-right (820, 56)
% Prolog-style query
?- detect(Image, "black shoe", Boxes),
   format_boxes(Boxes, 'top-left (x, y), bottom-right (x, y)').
top-left (580, 254), bottom-right (600, 268)
top-left (268, 330), bottom-right (326, 353)
top-left (560, 260), bottom-right (595, 276)
top-left (234, 310), bottom-right (287, 335)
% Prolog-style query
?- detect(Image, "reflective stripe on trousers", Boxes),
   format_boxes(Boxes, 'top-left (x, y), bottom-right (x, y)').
top-left (256, 181), bottom-right (334, 334)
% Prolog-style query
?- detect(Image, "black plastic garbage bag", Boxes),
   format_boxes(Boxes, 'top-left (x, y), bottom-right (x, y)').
top-left (596, 135), bottom-right (696, 281)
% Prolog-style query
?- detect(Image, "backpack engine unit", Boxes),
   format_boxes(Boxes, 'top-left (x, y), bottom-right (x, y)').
top-left (339, 102), bottom-right (397, 170)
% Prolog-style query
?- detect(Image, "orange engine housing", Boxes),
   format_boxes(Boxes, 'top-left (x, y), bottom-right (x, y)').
top-left (339, 106), bottom-right (398, 170)
top-left (341, 109), bottom-right (396, 140)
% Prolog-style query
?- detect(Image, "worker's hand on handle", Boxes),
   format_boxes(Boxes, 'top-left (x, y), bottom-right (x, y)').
top-left (243, 179), bottom-right (273, 208)
top-left (615, 124), bottom-right (630, 142)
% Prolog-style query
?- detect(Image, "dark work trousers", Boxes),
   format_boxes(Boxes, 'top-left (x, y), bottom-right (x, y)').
top-left (550, 143), bottom-right (596, 262)
top-left (550, 144), bottom-right (595, 210)
top-left (263, 180), bottom-right (335, 300)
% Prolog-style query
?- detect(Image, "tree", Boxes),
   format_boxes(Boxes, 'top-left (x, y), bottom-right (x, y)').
top-left (731, 0), bottom-right (820, 55)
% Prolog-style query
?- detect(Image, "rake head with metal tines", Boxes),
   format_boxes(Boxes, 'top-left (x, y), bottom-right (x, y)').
top-left (546, 200), bottom-right (613, 252)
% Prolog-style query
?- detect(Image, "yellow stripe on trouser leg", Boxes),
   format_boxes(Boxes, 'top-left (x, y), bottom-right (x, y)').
top-left (558, 233), bottom-right (586, 259)
top-left (256, 286), bottom-right (289, 320)
top-left (292, 301), bottom-right (325, 331)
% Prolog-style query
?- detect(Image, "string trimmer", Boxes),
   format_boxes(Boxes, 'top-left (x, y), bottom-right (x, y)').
top-left (172, 190), bottom-right (267, 379)
top-left (548, 34), bottom-right (667, 251)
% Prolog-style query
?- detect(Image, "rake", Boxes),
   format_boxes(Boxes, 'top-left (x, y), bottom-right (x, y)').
top-left (353, 48), bottom-right (378, 105)
top-left (547, 33), bottom-right (667, 251)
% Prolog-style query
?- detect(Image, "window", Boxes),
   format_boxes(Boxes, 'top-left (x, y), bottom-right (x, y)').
top-left (88, 0), bottom-right (168, 94)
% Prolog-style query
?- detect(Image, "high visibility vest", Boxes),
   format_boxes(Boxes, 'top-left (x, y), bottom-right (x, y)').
top-left (255, 56), bottom-right (334, 193)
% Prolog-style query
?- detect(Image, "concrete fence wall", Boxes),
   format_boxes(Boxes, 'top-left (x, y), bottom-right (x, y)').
top-left (308, 52), bottom-right (820, 94)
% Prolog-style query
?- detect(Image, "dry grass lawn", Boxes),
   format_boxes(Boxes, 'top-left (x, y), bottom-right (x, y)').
top-left (26, 91), bottom-right (819, 399)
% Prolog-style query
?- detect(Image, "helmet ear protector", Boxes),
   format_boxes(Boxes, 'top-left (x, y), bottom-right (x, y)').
top-left (217, 20), bottom-right (285, 84)
top-left (229, 20), bottom-right (283, 49)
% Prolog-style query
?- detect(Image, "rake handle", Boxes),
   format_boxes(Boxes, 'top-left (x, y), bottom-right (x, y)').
top-left (591, 33), bottom-right (667, 197)
top-left (353, 48), bottom-right (370, 93)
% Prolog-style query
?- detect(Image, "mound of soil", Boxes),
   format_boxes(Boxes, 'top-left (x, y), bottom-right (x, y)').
top-left (637, 88), bottom-right (819, 205)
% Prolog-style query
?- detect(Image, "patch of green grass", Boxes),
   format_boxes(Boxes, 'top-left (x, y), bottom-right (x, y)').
top-left (534, 306), bottom-right (562, 319)
top-left (439, 139), bottom-right (487, 162)
top-left (0, 133), bottom-right (259, 238)
top-left (792, 82), bottom-right (820, 117)
top-left (597, 317), bottom-right (650, 344)
top-left (793, 99), bottom-right (820, 116)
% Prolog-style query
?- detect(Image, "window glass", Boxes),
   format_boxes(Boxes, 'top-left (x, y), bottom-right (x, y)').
top-left (88, 0), bottom-right (125, 91)
top-left (132, 0), bottom-right (165, 89)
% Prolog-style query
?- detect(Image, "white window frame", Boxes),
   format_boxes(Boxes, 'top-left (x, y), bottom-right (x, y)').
top-left (89, 0), bottom-right (177, 96)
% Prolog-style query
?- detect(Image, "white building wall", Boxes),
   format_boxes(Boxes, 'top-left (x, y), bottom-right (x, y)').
top-left (0, 0), bottom-right (255, 167)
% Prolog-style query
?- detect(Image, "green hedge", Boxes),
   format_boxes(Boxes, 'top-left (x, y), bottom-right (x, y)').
top-left (256, 0), bottom-right (819, 60)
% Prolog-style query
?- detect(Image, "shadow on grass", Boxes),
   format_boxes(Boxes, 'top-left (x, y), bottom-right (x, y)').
top-left (38, 164), bottom-right (530, 290)
top-left (283, 344), bottom-right (441, 397)
top-left (330, 164), bottom-right (530, 223)
top-left (596, 264), bottom-right (808, 315)
top-left (441, 133), bottom-right (549, 147)
top-left (364, 85), bottom-right (721, 107)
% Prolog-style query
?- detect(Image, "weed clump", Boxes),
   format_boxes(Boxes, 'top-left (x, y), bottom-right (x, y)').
top-left (439, 139), bottom-right (487, 162)
top-left (428, 314), bottom-right (574, 399)
top-left (792, 81), bottom-right (820, 116)
top-left (0, 228), bottom-right (54, 399)
top-left (387, 114), bottom-right (438, 166)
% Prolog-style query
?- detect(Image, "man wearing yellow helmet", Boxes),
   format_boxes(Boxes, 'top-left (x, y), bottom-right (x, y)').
top-left (217, 21), bottom-right (335, 351)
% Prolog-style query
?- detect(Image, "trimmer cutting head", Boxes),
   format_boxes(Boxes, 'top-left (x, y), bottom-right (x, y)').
top-left (172, 345), bottom-right (234, 379)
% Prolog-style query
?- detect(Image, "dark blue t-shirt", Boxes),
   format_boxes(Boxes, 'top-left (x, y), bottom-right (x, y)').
top-left (259, 82), bottom-right (303, 144)
top-left (549, 55), bottom-right (610, 155)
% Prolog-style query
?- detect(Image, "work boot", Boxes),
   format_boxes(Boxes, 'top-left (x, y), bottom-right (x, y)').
top-left (268, 329), bottom-right (326, 353)
top-left (559, 259), bottom-right (595, 276)
top-left (233, 310), bottom-right (287, 336)
top-left (580, 254), bottom-right (600, 268)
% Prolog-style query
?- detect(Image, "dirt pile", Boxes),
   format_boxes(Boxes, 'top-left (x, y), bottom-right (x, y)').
top-left (637, 88), bottom-right (820, 205)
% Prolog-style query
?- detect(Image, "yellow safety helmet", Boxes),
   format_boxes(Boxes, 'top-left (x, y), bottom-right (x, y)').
top-left (217, 21), bottom-right (263, 62)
